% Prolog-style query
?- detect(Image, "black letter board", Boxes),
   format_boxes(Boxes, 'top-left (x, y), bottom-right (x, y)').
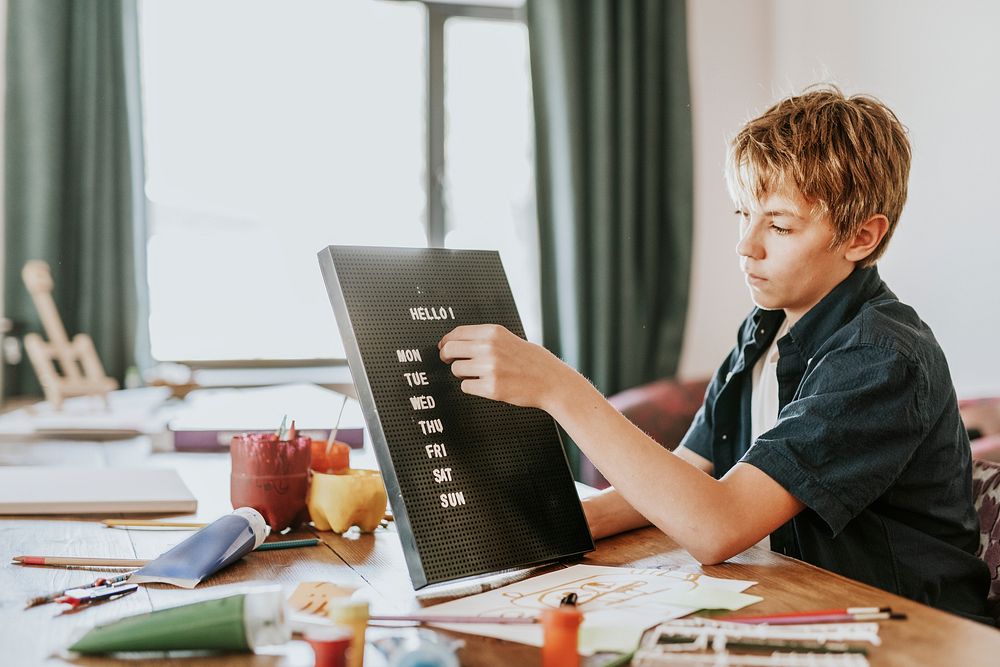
top-left (317, 245), bottom-right (593, 588)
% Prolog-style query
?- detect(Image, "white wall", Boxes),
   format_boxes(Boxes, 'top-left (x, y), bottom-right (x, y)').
top-left (0, 0), bottom-right (7, 401)
top-left (680, 0), bottom-right (767, 380)
top-left (679, 0), bottom-right (1000, 397)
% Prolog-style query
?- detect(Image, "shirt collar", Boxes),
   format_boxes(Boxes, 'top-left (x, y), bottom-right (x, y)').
top-left (783, 265), bottom-right (886, 362)
top-left (738, 265), bottom-right (885, 371)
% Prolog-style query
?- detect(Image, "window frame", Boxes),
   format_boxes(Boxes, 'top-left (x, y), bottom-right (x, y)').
top-left (421, 1), bottom-right (526, 247)
top-left (143, 1), bottom-right (528, 373)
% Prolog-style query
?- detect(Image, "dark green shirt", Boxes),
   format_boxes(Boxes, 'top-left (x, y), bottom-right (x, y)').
top-left (681, 266), bottom-right (992, 623)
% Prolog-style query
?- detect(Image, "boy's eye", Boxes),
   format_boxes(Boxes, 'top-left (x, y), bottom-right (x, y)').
top-left (771, 224), bottom-right (791, 235)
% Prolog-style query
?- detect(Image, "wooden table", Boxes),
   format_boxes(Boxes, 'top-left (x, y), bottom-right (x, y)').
top-left (1, 446), bottom-right (999, 666)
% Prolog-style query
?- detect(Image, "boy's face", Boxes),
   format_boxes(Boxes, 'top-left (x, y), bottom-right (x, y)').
top-left (735, 185), bottom-right (855, 324)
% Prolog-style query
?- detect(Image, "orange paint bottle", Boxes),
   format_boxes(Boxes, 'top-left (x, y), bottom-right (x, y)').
top-left (541, 593), bottom-right (583, 667)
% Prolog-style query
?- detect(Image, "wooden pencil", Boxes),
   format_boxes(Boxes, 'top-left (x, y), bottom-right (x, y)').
top-left (13, 556), bottom-right (149, 567)
top-left (101, 519), bottom-right (208, 528)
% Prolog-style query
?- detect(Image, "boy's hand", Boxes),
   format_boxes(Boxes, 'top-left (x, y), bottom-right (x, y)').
top-left (438, 324), bottom-right (567, 410)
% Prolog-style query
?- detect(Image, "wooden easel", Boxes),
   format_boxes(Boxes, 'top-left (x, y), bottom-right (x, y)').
top-left (21, 261), bottom-right (118, 409)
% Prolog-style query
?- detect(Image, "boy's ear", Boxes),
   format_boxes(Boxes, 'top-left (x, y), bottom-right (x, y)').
top-left (843, 214), bottom-right (889, 263)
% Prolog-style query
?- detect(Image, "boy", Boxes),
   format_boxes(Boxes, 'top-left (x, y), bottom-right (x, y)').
top-left (438, 86), bottom-right (992, 623)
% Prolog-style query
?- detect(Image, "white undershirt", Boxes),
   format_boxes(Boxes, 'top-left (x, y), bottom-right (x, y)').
top-left (747, 319), bottom-right (789, 551)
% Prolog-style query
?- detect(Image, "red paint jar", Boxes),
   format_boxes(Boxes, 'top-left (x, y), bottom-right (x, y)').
top-left (304, 625), bottom-right (353, 667)
top-left (230, 432), bottom-right (311, 531)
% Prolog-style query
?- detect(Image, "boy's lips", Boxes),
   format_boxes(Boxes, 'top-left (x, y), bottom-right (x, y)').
top-left (744, 272), bottom-right (767, 286)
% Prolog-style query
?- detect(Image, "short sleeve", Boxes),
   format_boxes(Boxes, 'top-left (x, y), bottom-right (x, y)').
top-left (679, 403), bottom-right (714, 462)
top-left (678, 355), bottom-right (733, 465)
top-left (741, 345), bottom-right (925, 536)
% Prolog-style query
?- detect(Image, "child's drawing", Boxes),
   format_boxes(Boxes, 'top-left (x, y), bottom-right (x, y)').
top-left (481, 569), bottom-right (713, 617)
top-left (421, 564), bottom-right (763, 653)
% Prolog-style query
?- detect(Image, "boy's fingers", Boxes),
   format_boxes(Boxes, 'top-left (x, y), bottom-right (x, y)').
top-left (449, 360), bottom-right (483, 379)
top-left (439, 340), bottom-right (487, 362)
top-left (438, 324), bottom-right (508, 348)
top-left (460, 378), bottom-right (492, 399)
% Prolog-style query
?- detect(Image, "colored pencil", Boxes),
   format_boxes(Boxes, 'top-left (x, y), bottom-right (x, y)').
top-left (725, 609), bottom-right (906, 625)
top-left (13, 556), bottom-right (149, 567)
top-left (254, 538), bottom-right (321, 551)
top-left (14, 539), bottom-right (322, 568)
top-left (101, 519), bottom-right (208, 529)
top-left (369, 614), bottom-right (537, 625)
top-left (727, 606), bottom-right (890, 620)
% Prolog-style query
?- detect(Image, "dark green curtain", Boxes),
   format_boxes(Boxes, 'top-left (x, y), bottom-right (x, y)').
top-left (4, 0), bottom-right (149, 397)
top-left (527, 0), bottom-right (693, 475)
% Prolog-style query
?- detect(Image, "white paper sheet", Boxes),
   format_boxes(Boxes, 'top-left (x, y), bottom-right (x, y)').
top-left (423, 564), bottom-right (763, 654)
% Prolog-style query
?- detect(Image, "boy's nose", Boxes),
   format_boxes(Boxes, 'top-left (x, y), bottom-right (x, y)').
top-left (736, 224), bottom-right (764, 260)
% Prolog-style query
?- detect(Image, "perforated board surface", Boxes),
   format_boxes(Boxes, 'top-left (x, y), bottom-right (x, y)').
top-left (318, 246), bottom-right (593, 588)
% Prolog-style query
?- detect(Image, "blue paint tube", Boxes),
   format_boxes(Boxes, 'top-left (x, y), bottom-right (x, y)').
top-left (130, 507), bottom-right (268, 588)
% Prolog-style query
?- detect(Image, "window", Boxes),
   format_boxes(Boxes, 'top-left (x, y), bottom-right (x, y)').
top-left (139, 0), bottom-right (538, 363)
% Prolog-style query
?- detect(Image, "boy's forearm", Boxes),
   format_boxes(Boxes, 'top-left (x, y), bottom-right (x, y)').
top-left (582, 488), bottom-right (652, 539)
top-left (543, 367), bottom-right (759, 563)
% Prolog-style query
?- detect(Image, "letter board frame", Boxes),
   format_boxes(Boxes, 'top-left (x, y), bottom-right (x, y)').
top-left (318, 245), bottom-right (594, 588)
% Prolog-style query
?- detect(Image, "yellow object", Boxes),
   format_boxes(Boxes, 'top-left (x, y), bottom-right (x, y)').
top-left (326, 598), bottom-right (369, 667)
top-left (308, 469), bottom-right (388, 533)
top-left (288, 581), bottom-right (357, 616)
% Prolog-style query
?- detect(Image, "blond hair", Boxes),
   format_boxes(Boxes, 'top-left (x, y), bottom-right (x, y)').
top-left (726, 85), bottom-right (911, 266)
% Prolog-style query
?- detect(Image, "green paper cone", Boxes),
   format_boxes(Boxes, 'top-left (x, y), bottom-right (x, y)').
top-left (70, 594), bottom-right (250, 654)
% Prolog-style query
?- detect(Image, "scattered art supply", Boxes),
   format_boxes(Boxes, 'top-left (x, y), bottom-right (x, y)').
top-left (312, 438), bottom-right (351, 474)
top-left (308, 469), bottom-right (388, 533)
top-left (631, 617), bottom-right (879, 666)
top-left (288, 582), bottom-right (358, 617)
top-left (25, 573), bottom-right (132, 609)
top-left (373, 629), bottom-right (462, 667)
top-left (369, 614), bottom-right (536, 625)
top-left (327, 598), bottom-right (369, 667)
top-left (230, 429), bottom-right (311, 531)
top-left (255, 538), bottom-right (322, 551)
top-left (13, 555), bottom-right (149, 568)
top-left (13, 534), bottom-right (313, 574)
top-left (305, 625), bottom-right (354, 667)
top-left (541, 593), bottom-right (583, 667)
top-left (418, 565), bottom-right (762, 655)
top-left (0, 466), bottom-right (196, 515)
top-left (129, 507), bottom-right (267, 588)
top-left (312, 396), bottom-right (352, 473)
top-left (102, 519), bottom-right (208, 529)
top-left (55, 581), bottom-right (139, 610)
top-left (725, 608), bottom-right (905, 625)
top-left (328, 396), bottom-right (348, 447)
top-left (67, 589), bottom-right (289, 655)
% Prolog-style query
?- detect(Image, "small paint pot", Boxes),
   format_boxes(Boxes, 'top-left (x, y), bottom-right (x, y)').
top-left (230, 432), bottom-right (311, 531)
top-left (308, 469), bottom-right (388, 533)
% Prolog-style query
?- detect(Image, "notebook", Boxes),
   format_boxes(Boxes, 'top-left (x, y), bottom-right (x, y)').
top-left (0, 467), bottom-right (197, 514)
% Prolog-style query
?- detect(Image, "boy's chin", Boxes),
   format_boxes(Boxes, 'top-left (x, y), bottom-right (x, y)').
top-left (749, 294), bottom-right (784, 312)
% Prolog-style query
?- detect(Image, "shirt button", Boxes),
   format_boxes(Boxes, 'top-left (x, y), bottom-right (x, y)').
top-left (721, 434), bottom-right (728, 441)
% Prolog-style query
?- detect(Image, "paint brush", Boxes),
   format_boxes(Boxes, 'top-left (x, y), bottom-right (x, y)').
top-left (326, 395), bottom-right (348, 456)
top-left (369, 614), bottom-right (538, 625)
top-left (25, 573), bottom-right (132, 609)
